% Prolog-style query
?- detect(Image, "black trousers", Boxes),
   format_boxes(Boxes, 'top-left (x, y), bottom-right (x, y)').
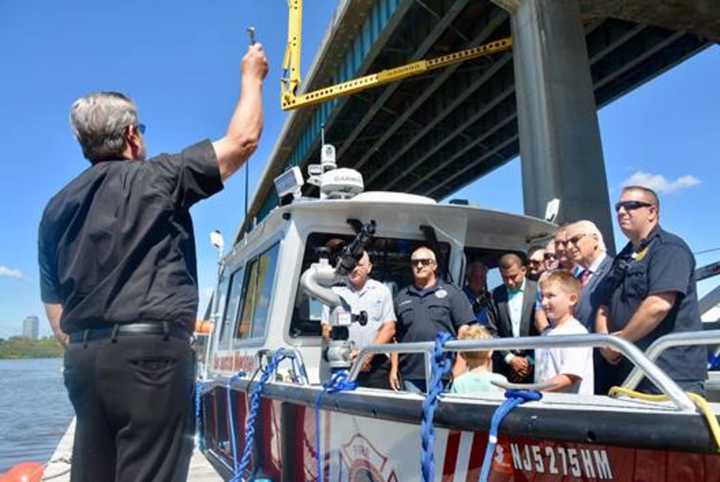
top-left (63, 334), bottom-right (195, 482)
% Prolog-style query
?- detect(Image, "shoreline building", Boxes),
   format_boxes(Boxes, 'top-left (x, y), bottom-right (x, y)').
top-left (22, 315), bottom-right (39, 340)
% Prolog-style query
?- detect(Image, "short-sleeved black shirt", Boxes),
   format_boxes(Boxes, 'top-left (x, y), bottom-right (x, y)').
top-left (600, 226), bottom-right (706, 384)
top-left (38, 140), bottom-right (223, 334)
top-left (395, 279), bottom-right (475, 380)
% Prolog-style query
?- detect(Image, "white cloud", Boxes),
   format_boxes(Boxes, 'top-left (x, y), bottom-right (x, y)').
top-left (0, 266), bottom-right (23, 279)
top-left (622, 171), bottom-right (701, 195)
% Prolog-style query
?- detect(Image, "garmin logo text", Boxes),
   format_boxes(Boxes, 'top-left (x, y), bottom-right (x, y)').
top-left (510, 443), bottom-right (613, 480)
top-left (333, 175), bottom-right (361, 182)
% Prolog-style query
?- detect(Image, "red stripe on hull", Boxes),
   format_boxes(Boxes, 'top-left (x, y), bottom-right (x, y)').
top-left (442, 431), bottom-right (461, 481)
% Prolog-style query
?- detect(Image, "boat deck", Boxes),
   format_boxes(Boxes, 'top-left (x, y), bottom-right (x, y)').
top-left (44, 418), bottom-right (222, 481)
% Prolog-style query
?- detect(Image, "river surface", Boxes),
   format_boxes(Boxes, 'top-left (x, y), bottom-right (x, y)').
top-left (0, 358), bottom-right (74, 473)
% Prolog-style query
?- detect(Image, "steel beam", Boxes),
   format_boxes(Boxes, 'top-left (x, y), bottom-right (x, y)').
top-left (366, 54), bottom-right (513, 186)
top-left (377, 18), bottom-right (631, 193)
top-left (350, 6), bottom-right (509, 174)
top-left (335, 0), bottom-right (474, 162)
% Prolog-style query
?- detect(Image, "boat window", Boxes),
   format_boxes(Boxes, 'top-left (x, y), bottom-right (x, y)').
top-left (290, 232), bottom-right (450, 338)
top-left (235, 243), bottom-right (280, 341)
top-left (218, 267), bottom-right (244, 347)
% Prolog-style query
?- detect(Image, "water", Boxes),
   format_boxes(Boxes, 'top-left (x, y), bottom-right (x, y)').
top-left (0, 358), bottom-right (74, 473)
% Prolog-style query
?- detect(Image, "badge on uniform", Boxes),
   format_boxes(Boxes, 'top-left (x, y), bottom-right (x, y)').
top-left (435, 289), bottom-right (448, 299)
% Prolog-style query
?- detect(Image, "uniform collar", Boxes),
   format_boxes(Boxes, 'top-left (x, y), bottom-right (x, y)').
top-left (621, 225), bottom-right (663, 260)
top-left (409, 278), bottom-right (444, 296)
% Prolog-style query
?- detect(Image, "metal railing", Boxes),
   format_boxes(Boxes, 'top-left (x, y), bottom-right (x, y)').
top-left (349, 334), bottom-right (697, 412)
top-left (622, 329), bottom-right (720, 391)
top-left (255, 347), bottom-right (311, 385)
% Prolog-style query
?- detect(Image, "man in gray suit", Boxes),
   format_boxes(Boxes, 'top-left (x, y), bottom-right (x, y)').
top-left (565, 220), bottom-right (614, 331)
top-left (490, 253), bottom-right (538, 382)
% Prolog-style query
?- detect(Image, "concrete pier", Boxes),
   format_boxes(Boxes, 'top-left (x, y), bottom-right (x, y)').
top-left (43, 419), bottom-right (221, 482)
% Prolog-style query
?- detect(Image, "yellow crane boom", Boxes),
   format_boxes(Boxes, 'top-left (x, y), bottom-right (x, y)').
top-left (280, 0), bottom-right (512, 111)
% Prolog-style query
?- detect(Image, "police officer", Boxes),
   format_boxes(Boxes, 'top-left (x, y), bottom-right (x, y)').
top-left (596, 185), bottom-right (706, 394)
top-left (391, 246), bottom-right (475, 392)
top-left (38, 45), bottom-right (268, 481)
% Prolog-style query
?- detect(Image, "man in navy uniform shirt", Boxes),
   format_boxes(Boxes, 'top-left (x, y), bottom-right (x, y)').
top-left (391, 246), bottom-right (475, 392)
top-left (596, 186), bottom-right (706, 394)
top-left (38, 45), bottom-right (268, 481)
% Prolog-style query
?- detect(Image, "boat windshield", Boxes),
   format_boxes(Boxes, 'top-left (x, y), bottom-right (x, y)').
top-left (290, 232), bottom-right (451, 337)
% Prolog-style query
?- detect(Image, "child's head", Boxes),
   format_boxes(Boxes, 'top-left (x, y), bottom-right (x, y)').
top-left (539, 271), bottom-right (581, 323)
top-left (459, 325), bottom-right (494, 368)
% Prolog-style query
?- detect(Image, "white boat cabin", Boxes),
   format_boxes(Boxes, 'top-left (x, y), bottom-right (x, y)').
top-left (204, 190), bottom-right (555, 383)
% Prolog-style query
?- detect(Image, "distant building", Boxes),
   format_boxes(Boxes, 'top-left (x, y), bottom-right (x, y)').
top-left (22, 316), bottom-right (39, 340)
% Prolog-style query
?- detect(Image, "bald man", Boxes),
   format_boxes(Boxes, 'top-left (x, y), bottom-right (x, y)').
top-left (392, 246), bottom-right (475, 393)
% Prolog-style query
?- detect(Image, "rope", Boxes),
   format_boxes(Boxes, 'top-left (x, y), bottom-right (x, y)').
top-left (479, 389), bottom-right (542, 482)
top-left (420, 331), bottom-right (454, 482)
top-left (314, 370), bottom-right (358, 482)
top-left (709, 352), bottom-right (720, 370)
top-left (234, 349), bottom-right (292, 481)
top-left (609, 386), bottom-right (720, 452)
top-left (194, 380), bottom-right (213, 451)
top-left (227, 372), bottom-right (245, 479)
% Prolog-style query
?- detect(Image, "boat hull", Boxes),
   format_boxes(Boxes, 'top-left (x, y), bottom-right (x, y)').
top-left (198, 382), bottom-right (720, 481)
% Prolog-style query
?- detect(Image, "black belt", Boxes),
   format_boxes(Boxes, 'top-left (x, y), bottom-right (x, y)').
top-left (69, 322), bottom-right (191, 344)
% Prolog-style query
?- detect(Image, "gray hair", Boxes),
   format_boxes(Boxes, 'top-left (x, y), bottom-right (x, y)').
top-left (70, 92), bottom-right (138, 162)
top-left (571, 220), bottom-right (606, 252)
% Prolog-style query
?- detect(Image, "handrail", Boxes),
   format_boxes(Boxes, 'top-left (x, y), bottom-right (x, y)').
top-left (623, 329), bottom-right (720, 391)
top-left (349, 334), bottom-right (696, 412)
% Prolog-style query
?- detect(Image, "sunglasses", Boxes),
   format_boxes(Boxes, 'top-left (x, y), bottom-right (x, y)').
top-left (543, 253), bottom-right (556, 260)
top-left (128, 123), bottom-right (146, 135)
top-left (615, 200), bottom-right (653, 212)
top-left (411, 258), bottom-right (434, 267)
top-left (567, 233), bottom-right (588, 245)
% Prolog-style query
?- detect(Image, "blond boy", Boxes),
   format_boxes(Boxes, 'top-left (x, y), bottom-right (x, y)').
top-left (535, 271), bottom-right (594, 394)
top-left (451, 326), bottom-right (508, 395)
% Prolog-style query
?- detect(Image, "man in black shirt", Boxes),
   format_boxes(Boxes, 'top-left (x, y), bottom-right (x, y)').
top-left (38, 44), bottom-right (268, 481)
top-left (596, 185), bottom-right (706, 394)
top-left (391, 246), bottom-right (475, 392)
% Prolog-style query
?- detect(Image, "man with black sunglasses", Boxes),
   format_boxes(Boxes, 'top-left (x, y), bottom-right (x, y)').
top-left (38, 44), bottom-right (268, 481)
top-left (595, 185), bottom-right (706, 395)
top-left (392, 246), bottom-right (475, 392)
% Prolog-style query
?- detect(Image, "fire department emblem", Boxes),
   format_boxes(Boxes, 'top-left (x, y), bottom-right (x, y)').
top-left (339, 434), bottom-right (398, 482)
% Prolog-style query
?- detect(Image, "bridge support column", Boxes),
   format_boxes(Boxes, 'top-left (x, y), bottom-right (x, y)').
top-left (508, 0), bottom-right (615, 252)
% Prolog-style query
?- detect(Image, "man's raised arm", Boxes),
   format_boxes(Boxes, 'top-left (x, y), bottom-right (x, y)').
top-left (213, 44), bottom-right (269, 182)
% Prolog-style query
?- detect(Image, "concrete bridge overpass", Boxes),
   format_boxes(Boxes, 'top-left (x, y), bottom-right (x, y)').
top-left (239, 0), bottom-right (718, 246)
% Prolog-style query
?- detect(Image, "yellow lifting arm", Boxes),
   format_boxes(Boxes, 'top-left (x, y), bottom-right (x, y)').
top-left (281, 0), bottom-right (303, 103)
top-left (279, 0), bottom-right (512, 111)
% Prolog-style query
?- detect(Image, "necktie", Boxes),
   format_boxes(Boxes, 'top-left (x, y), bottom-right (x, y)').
top-left (579, 269), bottom-right (592, 287)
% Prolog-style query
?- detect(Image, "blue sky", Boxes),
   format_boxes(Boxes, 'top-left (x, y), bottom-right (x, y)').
top-left (0, 1), bottom-right (717, 338)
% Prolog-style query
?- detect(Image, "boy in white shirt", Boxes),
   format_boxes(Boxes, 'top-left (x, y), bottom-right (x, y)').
top-left (535, 271), bottom-right (594, 394)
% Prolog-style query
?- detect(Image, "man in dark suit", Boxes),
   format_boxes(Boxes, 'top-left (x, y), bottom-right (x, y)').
top-left (490, 253), bottom-right (538, 382)
top-left (565, 220), bottom-right (614, 331)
